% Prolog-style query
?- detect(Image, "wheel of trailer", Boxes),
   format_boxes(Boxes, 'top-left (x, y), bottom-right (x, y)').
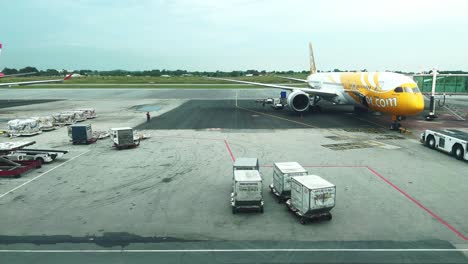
top-left (453, 145), bottom-right (464, 160)
top-left (426, 136), bottom-right (436, 149)
top-left (300, 218), bottom-right (306, 225)
top-left (35, 158), bottom-right (44, 168)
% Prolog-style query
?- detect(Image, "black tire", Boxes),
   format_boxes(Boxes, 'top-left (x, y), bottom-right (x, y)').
top-left (232, 207), bottom-right (236, 214)
top-left (326, 213), bottom-right (333, 221)
top-left (453, 145), bottom-right (464, 160)
top-left (260, 207), bottom-right (264, 214)
top-left (13, 174), bottom-right (21, 178)
top-left (300, 218), bottom-right (306, 225)
top-left (35, 158), bottom-right (44, 168)
top-left (426, 136), bottom-right (436, 149)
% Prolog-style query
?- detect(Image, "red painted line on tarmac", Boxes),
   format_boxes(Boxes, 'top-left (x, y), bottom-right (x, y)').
top-left (224, 140), bottom-right (236, 162)
top-left (261, 163), bottom-right (467, 240)
top-left (152, 135), bottom-right (224, 141)
top-left (366, 166), bottom-right (468, 241)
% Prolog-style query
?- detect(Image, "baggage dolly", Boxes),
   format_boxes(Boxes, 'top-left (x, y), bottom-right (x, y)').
top-left (285, 199), bottom-right (332, 224)
top-left (269, 184), bottom-right (289, 203)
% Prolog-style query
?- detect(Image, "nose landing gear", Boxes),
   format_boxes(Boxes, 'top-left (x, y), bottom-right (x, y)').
top-left (390, 115), bottom-right (405, 131)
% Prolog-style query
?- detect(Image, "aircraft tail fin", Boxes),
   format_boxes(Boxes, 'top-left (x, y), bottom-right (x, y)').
top-left (0, 43), bottom-right (2, 56)
top-left (309, 42), bottom-right (317, 74)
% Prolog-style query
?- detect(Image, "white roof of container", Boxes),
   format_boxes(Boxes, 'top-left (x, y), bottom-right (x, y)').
top-left (274, 162), bottom-right (307, 173)
top-left (110, 127), bottom-right (133, 131)
top-left (234, 170), bottom-right (262, 182)
top-left (293, 175), bottom-right (335, 189)
top-left (70, 123), bottom-right (90, 127)
top-left (234, 157), bottom-right (258, 167)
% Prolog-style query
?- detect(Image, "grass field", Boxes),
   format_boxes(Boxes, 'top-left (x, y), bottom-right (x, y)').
top-left (0, 74), bottom-right (309, 88)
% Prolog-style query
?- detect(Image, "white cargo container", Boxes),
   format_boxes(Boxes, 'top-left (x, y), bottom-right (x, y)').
top-left (110, 127), bottom-right (139, 149)
top-left (62, 110), bottom-right (87, 122)
top-left (270, 162), bottom-right (308, 202)
top-left (7, 119), bottom-right (42, 136)
top-left (231, 170), bottom-right (264, 214)
top-left (75, 108), bottom-right (97, 119)
top-left (288, 175), bottom-right (335, 224)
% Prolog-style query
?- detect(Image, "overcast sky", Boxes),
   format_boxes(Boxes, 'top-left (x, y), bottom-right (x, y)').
top-left (1, 0), bottom-right (467, 72)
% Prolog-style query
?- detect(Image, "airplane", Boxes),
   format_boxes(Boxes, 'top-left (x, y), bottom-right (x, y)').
top-left (0, 42), bottom-right (73, 86)
top-left (209, 43), bottom-right (425, 130)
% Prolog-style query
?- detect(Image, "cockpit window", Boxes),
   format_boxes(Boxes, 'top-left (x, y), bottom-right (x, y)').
top-left (413, 87), bottom-right (421, 93)
top-left (404, 87), bottom-right (413, 93)
top-left (394, 87), bottom-right (403, 93)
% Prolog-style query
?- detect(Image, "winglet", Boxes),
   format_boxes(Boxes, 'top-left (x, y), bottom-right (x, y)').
top-left (63, 73), bottom-right (73, 81)
top-left (309, 42), bottom-right (317, 75)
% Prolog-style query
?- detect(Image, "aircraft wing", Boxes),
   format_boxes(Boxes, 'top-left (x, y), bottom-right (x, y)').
top-left (0, 74), bottom-right (73, 87)
top-left (275, 76), bottom-right (308, 83)
top-left (208, 77), bottom-right (337, 98)
top-left (0, 72), bottom-right (37, 78)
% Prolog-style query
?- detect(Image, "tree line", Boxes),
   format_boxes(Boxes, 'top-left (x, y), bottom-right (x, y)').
top-left (1, 67), bottom-right (467, 77)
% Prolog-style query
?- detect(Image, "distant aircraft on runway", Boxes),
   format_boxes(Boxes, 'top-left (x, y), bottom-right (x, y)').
top-left (210, 43), bottom-right (426, 130)
top-left (0, 43), bottom-right (73, 86)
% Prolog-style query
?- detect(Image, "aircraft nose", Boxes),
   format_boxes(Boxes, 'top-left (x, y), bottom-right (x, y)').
top-left (412, 94), bottom-right (425, 114)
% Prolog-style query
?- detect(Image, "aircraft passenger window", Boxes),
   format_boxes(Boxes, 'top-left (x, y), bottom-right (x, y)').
top-left (404, 87), bottom-right (413, 93)
top-left (394, 87), bottom-right (403, 93)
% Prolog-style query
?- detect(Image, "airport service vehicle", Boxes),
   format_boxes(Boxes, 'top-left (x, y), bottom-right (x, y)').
top-left (0, 140), bottom-right (68, 167)
top-left (421, 129), bottom-right (468, 161)
top-left (210, 43), bottom-right (425, 130)
top-left (269, 162), bottom-right (308, 203)
top-left (110, 127), bottom-right (139, 150)
top-left (286, 175), bottom-right (336, 224)
top-left (232, 157), bottom-right (259, 179)
top-left (0, 157), bottom-right (41, 178)
top-left (231, 170), bottom-right (264, 214)
top-left (5, 148), bottom-right (68, 164)
top-left (0, 141), bottom-right (61, 178)
top-left (69, 124), bottom-right (96, 145)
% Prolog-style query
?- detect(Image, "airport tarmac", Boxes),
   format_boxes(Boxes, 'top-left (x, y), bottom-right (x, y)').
top-left (0, 88), bottom-right (467, 263)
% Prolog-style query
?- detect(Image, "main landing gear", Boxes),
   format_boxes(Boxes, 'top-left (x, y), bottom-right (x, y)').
top-left (390, 115), bottom-right (406, 131)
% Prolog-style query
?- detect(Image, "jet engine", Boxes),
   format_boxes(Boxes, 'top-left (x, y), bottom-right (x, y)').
top-left (287, 90), bottom-right (310, 112)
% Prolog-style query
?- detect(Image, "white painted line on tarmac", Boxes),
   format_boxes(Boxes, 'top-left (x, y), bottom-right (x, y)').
top-left (0, 248), bottom-right (467, 253)
top-left (0, 150), bottom-right (91, 199)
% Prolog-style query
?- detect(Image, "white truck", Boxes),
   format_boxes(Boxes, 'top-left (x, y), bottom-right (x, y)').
top-left (269, 162), bottom-right (308, 202)
top-left (110, 127), bottom-right (139, 149)
top-left (420, 129), bottom-right (468, 161)
top-left (231, 170), bottom-right (264, 214)
top-left (287, 175), bottom-right (336, 224)
top-left (232, 157), bottom-right (259, 179)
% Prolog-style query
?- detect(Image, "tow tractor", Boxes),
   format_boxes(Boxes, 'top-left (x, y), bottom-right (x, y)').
top-left (1, 141), bottom-right (68, 168)
top-left (0, 141), bottom-right (57, 178)
top-left (421, 129), bottom-right (468, 161)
